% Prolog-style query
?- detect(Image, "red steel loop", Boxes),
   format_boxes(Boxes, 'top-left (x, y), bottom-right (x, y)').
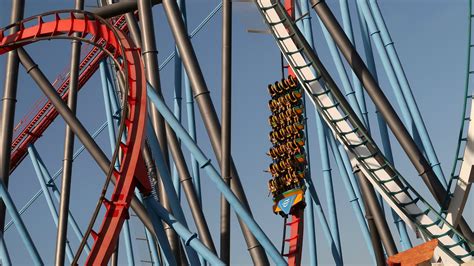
top-left (8, 15), bottom-right (127, 174)
top-left (0, 10), bottom-right (147, 264)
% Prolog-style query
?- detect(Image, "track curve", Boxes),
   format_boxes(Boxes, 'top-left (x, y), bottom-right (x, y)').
top-left (0, 10), bottom-right (147, 264)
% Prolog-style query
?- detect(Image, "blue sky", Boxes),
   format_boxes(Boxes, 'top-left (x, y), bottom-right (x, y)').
top-left (0, 0), bottom-right (473, 265)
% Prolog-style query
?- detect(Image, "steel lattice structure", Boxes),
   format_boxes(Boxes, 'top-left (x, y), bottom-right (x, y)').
top-left (0, 0), bottom-right (472, 265)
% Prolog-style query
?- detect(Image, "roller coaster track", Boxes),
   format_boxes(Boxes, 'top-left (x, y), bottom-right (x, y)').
top-left (8, 14), bottom-right (128, 174)
top-left (282, 208), bottom-right (304, 265)
top-left (0, 10), bottom-right (147, 264)
top-left (255, 0), bottom-right (473, 263)
top-left (445, 0), bottom-right (474, 231)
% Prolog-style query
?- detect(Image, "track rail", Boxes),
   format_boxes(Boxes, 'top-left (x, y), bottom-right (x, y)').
top-left (0, 10), bottom-right (147, 264)
top-left (445, 0), bottom-right (474, 230)
top-left (8, 15), bottom-right (128, 174)
top-left (254, 0), bottom-right (473, 263)
top-left (283, 208), bottom-right (304, 266)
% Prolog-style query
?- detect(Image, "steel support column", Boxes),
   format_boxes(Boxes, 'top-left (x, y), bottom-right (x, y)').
top-left (16, 47), bottom-right (159, 246)
top-left (327, 132), bottom-right (374, 261)
top-left (147, 83), bottom-right (285, 264)
top-left (354, 2), bottom-right (412, 250)
top-left (28, 145), bottom-right (74, 263)
top-left (295, 2), bottom-right (318, 265)
top-left (0, 0), bottom-right (25, 232)
top-left (220, 0), bottom-right (232, 263)
top-left (136, 1), bottom-right (181, 261)
top-left (310, 0), bottom-right (461, 223)
top-left (160, 0), bottom-right (269, 263)
top-left (354, 169), bottom-right (397, 256)
top-left (55, 1), bottom-right (84, 264)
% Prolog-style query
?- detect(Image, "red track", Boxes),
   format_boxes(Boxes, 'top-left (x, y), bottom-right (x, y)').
top-left (0, 11), bottom-right (148, 264)
top-left (283, 1), bottom-right (304, 265)
top-left (8, 15), bottom-right (128, 174)
top-left (284, 208), bottom-right (305, 266)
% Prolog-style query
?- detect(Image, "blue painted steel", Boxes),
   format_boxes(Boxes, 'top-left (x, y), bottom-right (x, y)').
top-left (297, 4), bottom-right (342, 263)
top-left (355, 1), bottom-right (429, 168)
top-left (27, 145), bottom-right (74, 263)
top-left (315, 114), bottom-right (342, 264)
top-left (338, 0), bottom-right (370, 129)
top-left (366, 0), bottom-right (447, 186)
top-left (176, 0), bottom-right (206, 262)
top-left (0, 181), bottom-right (42, 265)
top-left (181, 2), bottom-right (202, 204)
top-left (326, 131), bottom-right (375, 262)
top-left (150, 1), bottom-right (224, 204)
top-left (143, 228), bottom-right (161, 266)
top-left (99, 60), bottom-right (136, 264)
top-left (0, 233), bottom-right (11, 266)
top-left (316, 16), bottom-right (366, 215)
top-left (4, 122), bottom-right (107, 233)
top-left (172, 6), bottom-right (183, 198)
top-left (142, 196), bottom-right (177, 266)
top-left (146, 199), bottom-right (224, 265)
top-left (295, 3), bottom-right (318, 265)
top-left (146, 83), bottom-right (286, 265)
top-left (354, 4), bottom-right (412, 250)
top-left (316, 18), bottom-right (365, 125)
top-left (146, 119), bottom-right (200, 265)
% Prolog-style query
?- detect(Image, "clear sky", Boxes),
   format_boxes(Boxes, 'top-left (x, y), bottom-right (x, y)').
top-left (0, 0), bottom-right (473, 265)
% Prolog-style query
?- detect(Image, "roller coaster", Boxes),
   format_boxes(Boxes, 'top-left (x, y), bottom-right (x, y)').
top-left (0, 0), bottom-right (472, 265)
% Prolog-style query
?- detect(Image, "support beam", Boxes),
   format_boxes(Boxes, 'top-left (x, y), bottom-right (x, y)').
top-left (28, 145), bottom-right (74, 264)
top-left (165, 127), bottom-right (217, 253)
top-left (354, 2), bottom-right (412, 250)
top-left (356, 182), bottom-right (386, 266)
top-left (160, 0), bottom-right (269, 263)
top-left (55, 1), bottom-right (84, 264)
top-left (0, 181), bottom-right (42, 265)
top-left (310, 0), bottom-right (473, 239)
top-left (355, 169), bottom-right (397, 256)
top-left (92, 0), bottom-right (161, 18)
top-left (16, 47), bottom-right (158, 248)
top-left (146, 199), bottom-right (224, 264)
top-left (220, 0), bottom-right (232, 263)
top-left (147, 82), bottom-right (285, 264)
top-left (0, 0), bottom-right (25, 233)
top-left (136, 1), bottom-right (180, 261)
